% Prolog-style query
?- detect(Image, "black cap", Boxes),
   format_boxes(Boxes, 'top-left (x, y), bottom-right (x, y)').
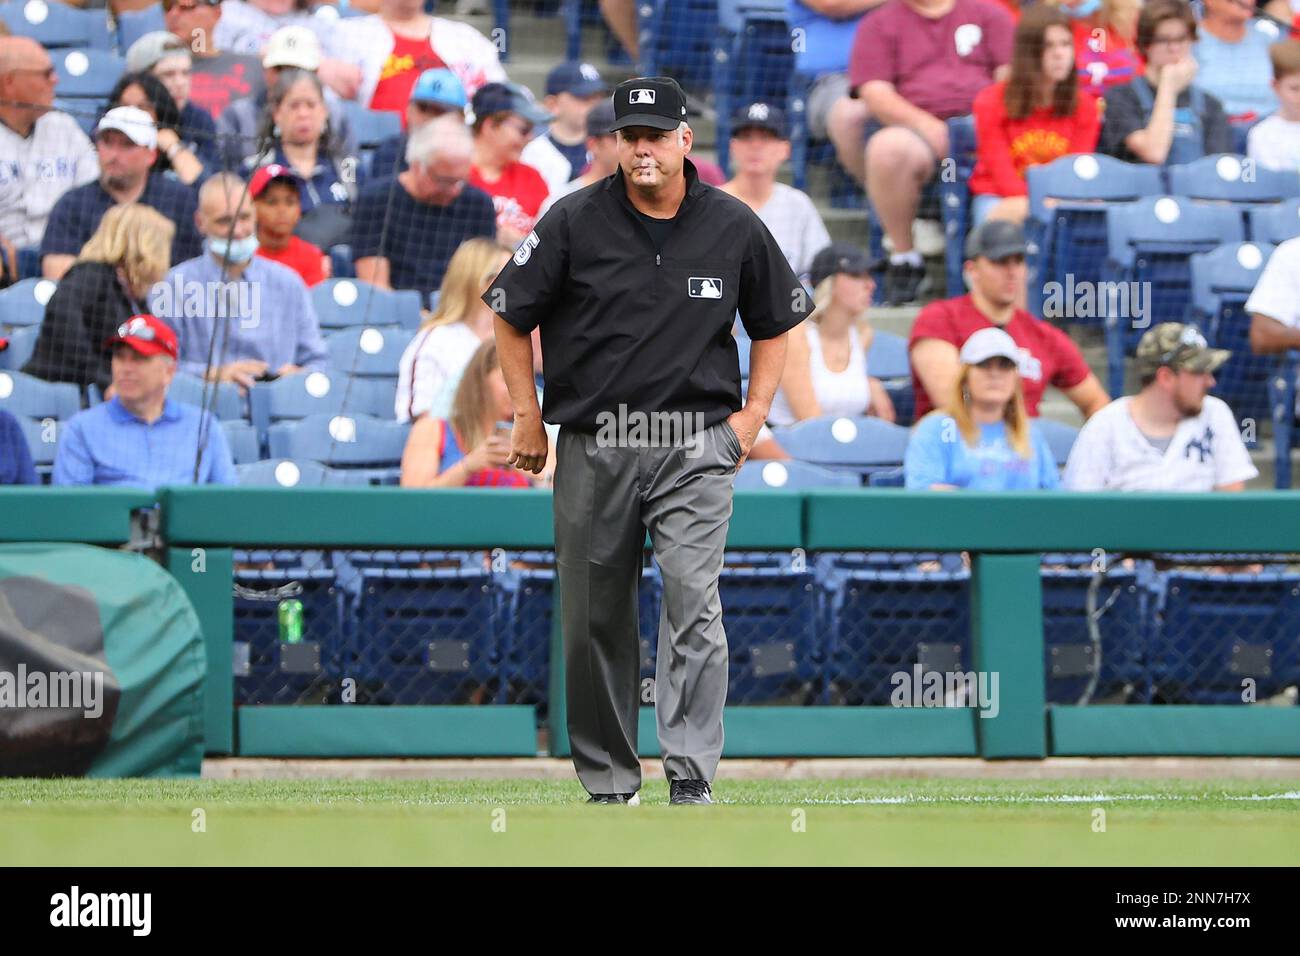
top-left (809, 242), bottom-right (881, 287)
top-left (964, 220), bottom-right (1027, 261)
top-left (610, 76), bottom-right (688, 132)
top-left (586, 99), bottom-right (616, 137)
top-left (731, 101), bottom-right (788, 139)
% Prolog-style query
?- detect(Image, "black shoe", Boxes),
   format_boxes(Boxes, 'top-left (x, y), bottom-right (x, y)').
top-left (669, 779), bottom-right (713, 805)
top-left (586, 792), bottom-right (640, 805)
top-left (883, 260), bottom-right (931, 306)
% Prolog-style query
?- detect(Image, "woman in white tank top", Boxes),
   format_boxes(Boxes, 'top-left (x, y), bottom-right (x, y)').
top-left (767, 243), bottom-right (896, 427)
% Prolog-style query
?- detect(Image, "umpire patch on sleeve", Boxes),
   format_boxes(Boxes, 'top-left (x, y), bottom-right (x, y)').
top-left (688, 277), bottom-right (723, 299)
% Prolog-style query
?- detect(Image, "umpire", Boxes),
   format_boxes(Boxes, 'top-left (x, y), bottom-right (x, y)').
top-left (487, 76), bottom-right (810, 805)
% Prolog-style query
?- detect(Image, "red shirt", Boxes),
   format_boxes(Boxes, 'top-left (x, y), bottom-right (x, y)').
top-left (848, 0), bottom-right (1014, 119)
top-left (1072, 21), bottom-right (1141, 98)
top-left (469, 162), bottom-right (550, 239)
top-left (908, 295), bottom-right (1092, 418)
top-left (257, 235), bottom-right (329, 288)
top-left (969, 81), bottom-right (1099, 197)
top-left (369, 32), bottom-right (447, 127)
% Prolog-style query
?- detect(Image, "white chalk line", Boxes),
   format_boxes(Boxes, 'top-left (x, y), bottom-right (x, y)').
top-left (783, 790), bottom-right (1300, 806)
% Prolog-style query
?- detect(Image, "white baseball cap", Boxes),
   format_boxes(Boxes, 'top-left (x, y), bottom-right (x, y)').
top-left (263, 26), bottom-right (322, 70)
top-left (960, 327), bottom-right (1020, 366)
top-left (95, 106), bottom-right (158, 150)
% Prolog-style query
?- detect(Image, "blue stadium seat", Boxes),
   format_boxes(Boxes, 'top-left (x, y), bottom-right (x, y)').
top-left (938, 114), bottom-right (977, 297)
top-left (1041, 568), bottom-right (1149, 704)
top-left (1167, 155), bottom-right (1300, 227)
top-left (0, 0), bottom-right (112, 49)
top-left (866, 465), bottom-right (904, 487)
top-left (771, 414), bottom-right (909, 480)
top-left (0, 369), bottom-right (80, 420)
top-left (236, 458), bottom-right (374, 486)
top-left (266, 412), bottom-right (410, 480)
top-left (234, 566), bottom-right (344, 704)
top-left (1026, 155), bottom-right (1163, 321)
top-left (1103, 196), bottom-right (1244, 396)
top-left (1151, 570), bottom-right (1300, 704)
top-left (1246, 198), bottom-right (1300, 245)
top-left (16, 246), bottom-right (41, 280)
top-left (720, 564), bottom-right (820, 703)
top-left (868, 329), bottom-right (914, 425)
top-left (326, 326), bottom-right (414, 379)
top-left (714, 0), bottom-right (792, 177)
top-left (0, 277), bottom-right (57, 328)
top-left (52, 48), bottom-right (125, 100)
top-left (115, 4), bottom-right (165, 53)
top-left (53, 97), bottom-right (104, 136)
top-left (249, 371), bottom-right (395, 437)
top-left (166, 372), bottom-right (246, 421)
top-left (1188, 241), bottom-right (1275, 427)
top-left (14, 413), bottom-right (59, 476)
top-left (311, 279), bottom-right (423, 330)
top-left (221, 419), bottom-right (261, 465)
top-left (328, 244), bottom-right (355, 279)
top-left (1035, 419), bottom-right (1079, 467)
top-left (734, 458), bottom-right (859, 489)
top-left (342, 102), bottom-right (402, 151)
top-left (0, 325), bottom-right (40, 371)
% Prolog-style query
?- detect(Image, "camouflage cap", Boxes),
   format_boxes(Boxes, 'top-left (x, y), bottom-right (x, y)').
top-left (1135, 323), bottom-right (1230, 376)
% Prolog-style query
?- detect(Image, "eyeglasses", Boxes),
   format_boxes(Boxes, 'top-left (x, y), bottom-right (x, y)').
top-left (1151, 34), bottom-right (1192, 47)
top-left (163, 0), bottom-right (221, 11)
top-left (12, 66), bottom-right (56, 81)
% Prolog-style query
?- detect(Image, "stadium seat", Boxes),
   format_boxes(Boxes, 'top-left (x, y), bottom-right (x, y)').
top-left (221, 420), bottom-right (261, 465)
top-left (0, 277), bottom-right (57, 329)
top-left (1188, 241), bottom-right (1275, 427)
top-left (342, 103), bottom-right (402, 151)
top-left (866, 465), bottom-right (904, 487)
top-left (1035, 419), bottom-right (1079, 468)
top-left (326, 326), bottom-right (415, 380)
top-left (714, 0), bottom-right (793, 177)
top-left (867, 329), bottom-right (914, 426)
top-left (1246, 197), bottom-right (1300, 245)
top-left (249, 371), bottom-right (396, 438)
top-left (720, 564), bottom-right (821, 703)
top-left (114, 4), bottom-right (166, 53)
top-left (167, 372), bottom-right (246, 421)
top-left (328, 244), bottom-right (355, 279)
top-left (771, 414), bottom-right (909, 480)
top-left (1026, 155), bottom-right (1163, 321)
top-left (0, 369), bottom-right (80, 421)
top-left (0, 0), bottom-right (113, 49)
top-left (14, 413), bottom-right (60, 476)
top-left (52, 97), bottom-right (104, 136)
top-left (52, 48), bottom-right (125, 100)
top-left (938, 114), bottom-right (977, 297)
top-left (1041, 568), bottom-right (1150, 705)
top-left (1103, 196), bottom-right (1244, 396)
top-left (311, 279), bottom-right (423, 330)
top-left (1167, 155), bottom-right (1300, 228)
top-left (734, 458), bottom-right (859, 489)
top-left (236, 458), bottom-right (373, 486)
top-left (266, 412), bottom-right (410, 480)
top-left (234, 566), bottom-right (345, 705)
top-left (0, 325), bottom-right (40, 371)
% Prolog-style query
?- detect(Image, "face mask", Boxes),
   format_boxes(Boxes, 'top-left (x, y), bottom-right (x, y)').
top-left (206, 234), bottom-right (260, 264)
top-left (1065, 0), bottom-right (1101, 18)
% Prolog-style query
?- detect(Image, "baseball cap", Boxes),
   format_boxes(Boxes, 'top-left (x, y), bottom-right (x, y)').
top-left (546, 61), bottom-right (608, 97)
top-left (586, 99), bottom-right (615, 137)
top-left (964, 220), bottom-right (1027, 261)
top-left (470, 82), bottom-right (553, 127)
top-left (960, 327), bottom-right (1021, 366)
top-left (610, 76), bottom-right (688, 132)
top-left (96, 106), bottom-right (157, 149)
top-left (263, 26), bottom-right (321, 70)
top-left (105, 314), bottom-right (178, 360)
top-left (410, 68), bottom-right (467, 110)
top-left (731, 101), bottom-right (788, 139)
top-left (249, 163), bottom-right (302, 199)
top-left (125, 31), bottom-right (190, 74)
top-left (809, 242), bottom-right (881, 287)
top-left (1136, 323), bottom-right (1230, 376)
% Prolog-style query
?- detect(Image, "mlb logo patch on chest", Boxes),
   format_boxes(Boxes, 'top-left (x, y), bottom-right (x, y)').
top-left (689, 277), bottom-right (723, 299)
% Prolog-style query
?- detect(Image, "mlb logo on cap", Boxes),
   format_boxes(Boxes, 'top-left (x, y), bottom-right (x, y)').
top-left (630, 89), bottom-right (655, 104)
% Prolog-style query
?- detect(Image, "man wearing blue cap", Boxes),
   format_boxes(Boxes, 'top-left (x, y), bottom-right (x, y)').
top-left (370, 68), bottom-right (468, 178)
top-left (523, 62), bottom-right (611, 192)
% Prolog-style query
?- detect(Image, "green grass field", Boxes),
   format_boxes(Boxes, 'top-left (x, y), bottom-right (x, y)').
top-left (2, 778), bottom-right (1297, 865)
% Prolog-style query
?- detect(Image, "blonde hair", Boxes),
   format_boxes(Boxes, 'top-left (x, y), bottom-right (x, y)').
top-left (77, 203), bottom-right (174, 292)
top-left (449, 339), bottom-right (500, 455)
top-left (944, 362), bottom-right (1033, 458)
top-left (423, 238), bottom-right (511, 330)
top-left (810, 273), bottom-right (871, 325)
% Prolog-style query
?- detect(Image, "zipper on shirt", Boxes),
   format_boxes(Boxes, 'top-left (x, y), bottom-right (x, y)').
top-left (656, 254), bottom-right (661, 267)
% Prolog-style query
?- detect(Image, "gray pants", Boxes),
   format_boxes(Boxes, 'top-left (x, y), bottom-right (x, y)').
top-left (552, 419), bottom-right (742, 795)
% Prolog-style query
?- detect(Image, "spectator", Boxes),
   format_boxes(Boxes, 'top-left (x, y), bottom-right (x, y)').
top-left (52, 314), bottom-right (237, 488)
top-left (1248, 40), bottom-right (1300, 172)
top-left (720, 102), bottom-right (831, 282)
top-left (351, 0), bottom-right (506, 122)
top-left (1247, 231), bottom-right (1300, 358)
top-left (1194, 0), bottom-right (1280, 123)
top-left (1043, 0), bottom-right (1142, 98)
top-left (24, 204), bottom-right (174, 394)
top-left (154, 172), bottom-right (328, 388)
top-left (216, 26), bottom-right (358, 170)
top-left (909, 220), bottom-right (1108, 419)
top-left (395, 236), bottom-right (509, 422)
top-left (469, 82), bottom-right (554, 248)
top-left (1098, 0), bottom-right (1233, 166)
top-left (400, 340), bottom-right (548, 487)
top-left (369, 67), bottom-right (467, 178)
top-left (163, 0), bottom-right (266, 117)
top-left (124, 32), bottom-right (221, 170)
top-left (521, 62), bottom-right (609, 192)
top-left (0, 37), bottom-right (99, 252)
top-left (250, 163), bottom-right (328, 286)
top-left (769, 242), bottom-right (895, 426)
top-left (539, 99), bottom-right (617, 215)
top-left (244, 69), bottom-right (358, 248)
top-left (214, 0), bottom-right (362, 99)
top-left (1063, 322), bottom-right (1256, 490)
top-left (596, 0), bottom-right (639, 63)
top-left (905, 326), bottom-right (1060, 489)
top-left (353, 116), bottom-right (494, 298)
top-left (970, 5), bottom-right (1100, 226)
top-left (40, 107), bottom-right (202, 280)
top-left (848, 0), bottom-right (1014, 305)
top-left (107, 72), bottom-right (208, 187)
top-left (0, 409), bottom-right (37, 485)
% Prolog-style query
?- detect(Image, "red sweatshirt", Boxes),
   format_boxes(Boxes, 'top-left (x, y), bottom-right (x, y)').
top-left (968, 81), bottom-right (1100, 198)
